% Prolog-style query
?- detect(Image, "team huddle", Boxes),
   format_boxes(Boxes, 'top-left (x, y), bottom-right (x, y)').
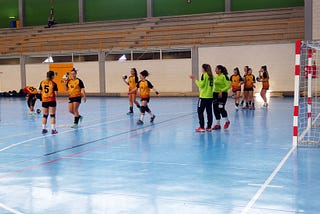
top-left (190, 64), bottom-right (270, 132)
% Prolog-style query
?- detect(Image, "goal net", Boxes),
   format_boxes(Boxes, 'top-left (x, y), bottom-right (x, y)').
top-left (293, 40), bottom-right (320, 146)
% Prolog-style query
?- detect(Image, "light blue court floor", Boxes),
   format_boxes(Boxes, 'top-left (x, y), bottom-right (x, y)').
top-left (0, 96), bottom-right (319, 214)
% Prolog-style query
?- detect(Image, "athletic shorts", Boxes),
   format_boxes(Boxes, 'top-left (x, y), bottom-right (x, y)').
top-left (262, 86), bottom-right (269, 90)
top-left (244, 87), bottom-right (254, 92)
top-left (69, 96), bottom-right (82, 103)
top-left (141, 98), bottom-right (150, 103)
top-left (232, 88), bottom-right (241, 93)
top-left (42, 101), bottom-right (57, 108)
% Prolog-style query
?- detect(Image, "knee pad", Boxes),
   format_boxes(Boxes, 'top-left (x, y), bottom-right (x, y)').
top-left (145, 105), bottom-right (150, 112)
top-left (140, 106), bottom-right (146, 113)
top-left (50, 114), bottom-right (56, 118)
top-left (43, 114), bottom-right (48, 118)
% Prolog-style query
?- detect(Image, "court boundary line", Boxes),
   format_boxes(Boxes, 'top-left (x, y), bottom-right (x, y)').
top-left (0, 202), bottom-right (23, 214)
top-left (241, 145), bottom-right (297, 214)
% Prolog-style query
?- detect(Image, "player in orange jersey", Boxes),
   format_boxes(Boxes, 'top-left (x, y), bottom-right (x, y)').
top-left (122, 68), bottom-right (140, 115)
top-left (39, 71), bottom-right (58, 134)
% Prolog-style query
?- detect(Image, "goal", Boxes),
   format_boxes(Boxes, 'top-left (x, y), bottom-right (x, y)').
top-left (293, 40), bottom-right (320, 146)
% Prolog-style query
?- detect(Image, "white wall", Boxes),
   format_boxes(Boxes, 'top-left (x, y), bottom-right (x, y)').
top-left (105, 59), bottom-right (192, 93)
top-left (199, 43), bottom-right (295, 92)
top-left (313, 0), bottom-right (320, 40)
top-left (0, 43), bottom-right (296, 94)
top-left (0, 65), bottom-right (21, 92)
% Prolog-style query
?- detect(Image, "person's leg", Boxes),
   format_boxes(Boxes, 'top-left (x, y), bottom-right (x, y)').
top-left (42, 106), bottom-right (49, 133)
top-left (137, 100), bottom-right (147, 124)
top-left (49, 106), bottom-right (57, 133)
top-left (197, 98), bottom-right (206, 129)
top-left (205, 98), bottom-right (213, 130)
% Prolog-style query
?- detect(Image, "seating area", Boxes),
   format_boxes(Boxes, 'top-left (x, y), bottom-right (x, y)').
top-left (0, 7), bottom-right (304, 55)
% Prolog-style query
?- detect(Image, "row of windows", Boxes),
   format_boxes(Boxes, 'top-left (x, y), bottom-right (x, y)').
top-left (0, 49), bottom-right (191, 65)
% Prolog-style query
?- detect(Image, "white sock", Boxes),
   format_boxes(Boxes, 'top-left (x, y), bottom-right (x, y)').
top-left (51, 124), bottom-right (56, 130)
top-left (140, 114), bottom-right (145, 121)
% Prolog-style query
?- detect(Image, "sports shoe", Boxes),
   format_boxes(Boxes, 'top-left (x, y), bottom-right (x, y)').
top-left (126, 112), bottom-right (133, 115)
top-left (137, 120), bottom-right (144, 125)
top-left (79, 115), bottom-right (83, 124)
top-left (212, 125), bottom-right (221, 130)
top-left (51, 129), bottom-right (58, 134)
top-left (195, 127), bottom-right (206, 132)
top-left (224, 121), bottom-right (230, 129)
top-left (150, 115), bottom-right (156, 123)
top-left (42, 129), bottom-right (48, 134)
top-left (235, 105), bottom-right (239, 110)
top-left (71, 123), bottom-right (78, 128)
top-left (206, 128), bottom-right (212, 132)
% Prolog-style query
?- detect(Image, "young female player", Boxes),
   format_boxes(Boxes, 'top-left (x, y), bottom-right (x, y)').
top-left (190, 64), bottom-right (214, 132)
top-left (243, 68), bottom-right (256, 110)
top-left (122, 68), bottom-right (140, 115)
top-left (130, 70), bottom-right (159, 125)
top-left (23, 86), bottom-right (39, 114)
top-left (257, 65), bottom-right (270, 107)
top-left (240, 66), bottom-right (249, 108)
top-left (230, 67), bottom-right (243, 110)
top-left (39, 71), bottom-right (58, 134)
top-left (212, 65), bottom-right (231, 130)
top-left (64, 68), bottom-right (87, 128)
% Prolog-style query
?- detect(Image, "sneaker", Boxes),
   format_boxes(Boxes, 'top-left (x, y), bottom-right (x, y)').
top-left (212, 125), bottom-right (221, 130)
top-left (126, 112), bottom-right (133, 115)
top-left (206, 128), bottom-right (212, 132)
top-left (71, 123), bottom-right (78, 128)
top-left (224, 121), bottom-right (230, 129)
top-left (195, 127), bottom-right (206, 132)
top-left (51, 129), bottom-right (58, 134)
top-left (42, 129), bottom-right (48, 134)
top-left (137, 120), bottom-right (144, 125)
top-left (150, 115), bottom-right (156, 123)
top-left (79, 115), bottom-right (83, 124)
top-left (235, 105), bottom-right (239, 110)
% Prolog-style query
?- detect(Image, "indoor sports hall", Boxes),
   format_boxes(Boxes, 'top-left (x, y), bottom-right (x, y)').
top-left (0, 0), bottom-right (320, 214)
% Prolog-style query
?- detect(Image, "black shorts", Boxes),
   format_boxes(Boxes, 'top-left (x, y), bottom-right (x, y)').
top-left (244, 88), bottom-right (254, 92)
top-left (141, 98), bottom-right (150, 103)
top-left (42, 101), bottom-right (57, 108)
top-left (69, 96), bottom-right (82, 103)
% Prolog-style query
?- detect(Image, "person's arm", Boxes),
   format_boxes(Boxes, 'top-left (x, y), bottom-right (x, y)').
top-left (81, 88), bottom-right (87, 103)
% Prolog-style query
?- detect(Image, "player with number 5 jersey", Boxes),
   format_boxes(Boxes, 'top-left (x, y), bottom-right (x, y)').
top-left (39, 70), bottom-right (58, 134)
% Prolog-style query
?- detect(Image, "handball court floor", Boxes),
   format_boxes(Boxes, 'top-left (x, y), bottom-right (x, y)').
top-left (0, 96), bottom-right (319, 214)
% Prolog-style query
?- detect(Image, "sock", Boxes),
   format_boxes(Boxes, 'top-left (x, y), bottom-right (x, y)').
top-left (74, 116), bottom-right (79, 124)
top-left (136, 104), bottom-right (140, 108)
top-left (51, 124), bottom-right (56, 130)
top-left (129, 106), bottom-right (133, 113)
top-left (140, 114), bottom-right (145, 121)
top-left (216, 120), bottom-right (220, 125)
top-left (42, 124), bottom-right (46, 129)
top-left (236, 103), bottom-right (239, 107)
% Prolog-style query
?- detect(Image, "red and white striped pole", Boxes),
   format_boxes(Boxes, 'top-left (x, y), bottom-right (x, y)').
top-left (293, 40), bottom-right (301, 146)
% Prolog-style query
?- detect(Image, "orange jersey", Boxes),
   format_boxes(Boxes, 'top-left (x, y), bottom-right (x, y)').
top-left (39, 80), bottom-right (58, 102)
top-left (244, 74), bottom-right (255, 89)
top-left (23, 86), bottom-right (38, 95)
top-left (128, 76), bottom-right (138, 91)
top-left (66, 78), bottom-right (85, 98)
top-left (230, 75), bottom-right (243, 91)
top-left (137, 80), bottom-right (153, 99)
top-left (261, 72), bottom-right (270, 89)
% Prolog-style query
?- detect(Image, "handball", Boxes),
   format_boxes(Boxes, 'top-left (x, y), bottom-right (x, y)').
top-left (122, 75), bottom-right (127, 79)
top-left (256, 77), bottom-right (261, 82)
top-left (62, 72), bottom-right (69, 81)
top-left (36, 109), bottom-right (41, 114)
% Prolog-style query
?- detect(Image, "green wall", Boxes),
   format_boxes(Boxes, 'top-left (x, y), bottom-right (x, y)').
top-left (85, 0), bottom-right (147, 22)
top-left (24, 0), bottom-right (78, 26)
top-left (0, 0), bottom-right (19, 28)
top-left (153, 0), bottom-right (225, 17)
top-left (231, 0), bottom-right (304, 11)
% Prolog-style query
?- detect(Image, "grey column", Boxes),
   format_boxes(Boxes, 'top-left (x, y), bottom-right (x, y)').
top-left (225, 0), bottom-right (231, 12)
top-left (18, 0), bottom-right (24, 27)
top-left (191, 47), bottom-right (199, 92)
top-left (79, 0), bottom-right (84, 23)
top-left (20, 55), bottom-right (26, 89)
top-left (147, 0), bottom-right (153, 17)
top-left (98, 51), bottom-right (106, 94)
top-left (304, 0), bottom-right (312, 40)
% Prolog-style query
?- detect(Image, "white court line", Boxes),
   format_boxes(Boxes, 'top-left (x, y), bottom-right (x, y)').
top-left (0, 117), bottom-right (129, 153)
top-left (241, 145), bottom-right (297, 214)
top-left (0, 202), bottom-right (23, 214)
